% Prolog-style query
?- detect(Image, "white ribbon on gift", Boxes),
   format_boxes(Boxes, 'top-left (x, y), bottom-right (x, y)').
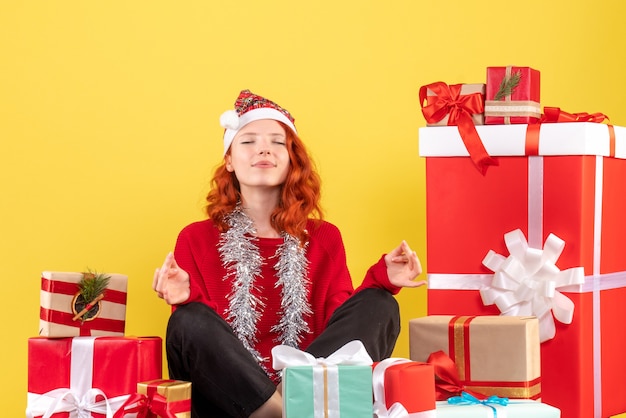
top-left (372, 358), bottom-right (436, 418)
top-left (25, 337), bottom-right (130, 418)
top-left (272, 340), bottom-right (373, 418)
top-left (479, 228), bottom-right (585, 342)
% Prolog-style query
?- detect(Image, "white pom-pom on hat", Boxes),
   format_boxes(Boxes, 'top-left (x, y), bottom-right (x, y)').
top-left (220, 110), bottom-right (240, 130)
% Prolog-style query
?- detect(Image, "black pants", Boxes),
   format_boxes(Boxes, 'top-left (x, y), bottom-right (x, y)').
top-left (166, 288), bottom-right (400, 418)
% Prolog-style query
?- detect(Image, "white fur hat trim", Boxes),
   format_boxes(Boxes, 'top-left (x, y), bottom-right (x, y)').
top-left (222, 107), bottom-right (297, 155)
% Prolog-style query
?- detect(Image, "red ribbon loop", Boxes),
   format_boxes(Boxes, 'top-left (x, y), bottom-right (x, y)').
top-left (420, 82), bottom-right (498, 174)
top-left (527, 107), bottom-right (613, 157)
top-left (540, 106), bottom-right (609, 123)
top-left (426, 350), bottom-right (486, 401)
top-left (113, 392), bottom-right (181, 418)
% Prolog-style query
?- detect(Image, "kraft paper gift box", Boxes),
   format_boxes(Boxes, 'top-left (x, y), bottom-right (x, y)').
top-left (484, 66), bottom-right (541, 124)
top-left (435, 396), bottom-right (561, 417)
top-left (26, 336), bottom-right (162, 418)
top-left (423, 83), bottom-right (486, 126)
top-left (115, 379), bottom-right (192, 418)
top-left (409, 315), bottom-right (541, 400)
top-left (39, 271), bottom-right (128, 337)
top-left (272, 340), bottom-right (373, 418)
top-left (372, 359), bottom-right (436, 417)
top-left (420, 81), bottom-right (496, 175)
top-left (418, 122), bottom-right (626, 418)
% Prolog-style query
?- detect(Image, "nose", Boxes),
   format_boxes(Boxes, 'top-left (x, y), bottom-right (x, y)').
top-left (258, 148), bottom-right (270, 155)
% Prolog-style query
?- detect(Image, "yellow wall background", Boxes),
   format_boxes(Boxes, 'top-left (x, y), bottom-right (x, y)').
top-left (2, 0), bottom-right (625, 414)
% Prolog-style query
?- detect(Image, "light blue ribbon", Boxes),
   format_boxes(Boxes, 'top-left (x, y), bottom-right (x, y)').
top-left (447, 392), bottom-right (509, 417)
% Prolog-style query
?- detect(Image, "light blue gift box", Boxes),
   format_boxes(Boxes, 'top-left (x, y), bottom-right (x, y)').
top-left (282, 364), bottom-right (373, 417)
top-left (435, 399), bottom-right (561, 417)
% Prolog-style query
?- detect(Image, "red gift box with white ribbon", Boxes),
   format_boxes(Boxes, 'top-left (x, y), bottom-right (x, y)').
top-left (418, 121), bottom-right (626, 418)
top-left (372, 358), bottom-right (436, 418)
top-left (26, 336), bottom-right (162, 418)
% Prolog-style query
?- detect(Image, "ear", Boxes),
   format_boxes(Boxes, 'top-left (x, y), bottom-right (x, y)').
top-left (225, 155), bottom-right (234, 172)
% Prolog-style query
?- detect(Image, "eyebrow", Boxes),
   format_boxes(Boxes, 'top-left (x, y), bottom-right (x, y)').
top-left (237, 132), bottom-right (286, 138)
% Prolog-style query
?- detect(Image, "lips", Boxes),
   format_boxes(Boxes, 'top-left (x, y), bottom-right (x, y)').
top-left (252, 160), bottom-right (277, 168)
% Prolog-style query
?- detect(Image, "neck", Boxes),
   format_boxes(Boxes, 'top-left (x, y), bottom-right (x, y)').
top-left (240, 189), bottom-right (281, 238)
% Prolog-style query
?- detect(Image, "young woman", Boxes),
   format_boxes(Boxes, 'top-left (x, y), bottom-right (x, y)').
top-left (153, 89), bottom-right (425, 418)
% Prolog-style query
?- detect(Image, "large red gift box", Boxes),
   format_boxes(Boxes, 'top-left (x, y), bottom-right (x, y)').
top-left (484, 66), bottom-right (541, 125)
top-left (419, 122), bottom-right (626, 418)
top-left (372, 359), bottom-right (436, 417)
top-left (26, 336), bottom-right (162, 418)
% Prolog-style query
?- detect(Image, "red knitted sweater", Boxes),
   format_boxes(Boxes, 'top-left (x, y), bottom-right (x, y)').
top-left (172, 218), bottom-right (400, 371)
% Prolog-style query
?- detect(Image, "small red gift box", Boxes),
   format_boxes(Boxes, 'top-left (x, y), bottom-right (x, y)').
top-left (484, 66), bottom-right (540, 125)
top-left (419, 122), bottom-right (626, 418)
top-left (26, 336), bottom-right (162, 418)
top-left (39, 271), bottom-right (128, 337)
top-left (372, 359), bottom-right (436, 417)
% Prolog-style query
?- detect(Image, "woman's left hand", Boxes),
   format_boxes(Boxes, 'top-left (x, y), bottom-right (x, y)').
top-left (384, 240), bottom-right (426, 288)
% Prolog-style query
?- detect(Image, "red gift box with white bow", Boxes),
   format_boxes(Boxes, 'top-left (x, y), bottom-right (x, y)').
top-left (26, 336), bottom-right (162, 418)
top-left (372, 359), bottom-right (436, 418)
top-left (418, 121), bottom-right (626, 418)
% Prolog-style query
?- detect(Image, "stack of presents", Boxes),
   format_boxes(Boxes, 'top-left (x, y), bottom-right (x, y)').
top-left (25, 66), bottom-right (626, 418)
top-left (26, 271), bottom-right (191, 417)
top-left (417, 65), bottom-right (626, 418)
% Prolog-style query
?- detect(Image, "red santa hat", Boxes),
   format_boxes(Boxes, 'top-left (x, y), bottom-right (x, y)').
top-left (220, 89), bottom-right (297, 155)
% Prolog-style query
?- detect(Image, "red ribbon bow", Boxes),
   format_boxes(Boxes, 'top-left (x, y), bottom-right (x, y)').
top-left (113, 392), bottom-right (189, 418)
top-left (525, 107), bottom-right (614, 157)
top-left (419, 82), bottom-right (498, 175)
top-left (426, 350), bottom-right (487, 401)
top-left (540, 106), bottom-right (609, 123)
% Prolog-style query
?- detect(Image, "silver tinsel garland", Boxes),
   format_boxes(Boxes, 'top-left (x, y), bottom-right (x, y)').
top-left (271, 233), bottom-right (312, 346)
top-left (220, 206), bottom-right (311, 368)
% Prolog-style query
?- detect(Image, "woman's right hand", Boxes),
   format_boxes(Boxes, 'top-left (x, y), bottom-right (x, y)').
top-left (153, 252), bottom-right (191, 305)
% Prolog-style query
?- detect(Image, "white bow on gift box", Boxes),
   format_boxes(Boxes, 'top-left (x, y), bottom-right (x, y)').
top-left (272, 340), bottom-right (373, 417)
top-left (272, 340), bottom-right (373, 369)
top-left (480, 229), bottom-right (585, 342)
top-left (26, 388), bottom-right (122, 418)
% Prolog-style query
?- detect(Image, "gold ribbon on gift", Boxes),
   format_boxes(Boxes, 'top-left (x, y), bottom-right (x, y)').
top-left (448, 316), bottom-right (542, 400)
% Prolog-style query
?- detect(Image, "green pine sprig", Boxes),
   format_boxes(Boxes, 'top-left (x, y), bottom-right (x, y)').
top-left (78, 270), bottom-right (111, 303)
top-left (494, 70), bottom-right (522, 101)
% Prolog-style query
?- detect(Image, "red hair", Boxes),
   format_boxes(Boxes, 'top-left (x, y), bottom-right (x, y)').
top-left (206, 122), bottom-right (323, 244)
